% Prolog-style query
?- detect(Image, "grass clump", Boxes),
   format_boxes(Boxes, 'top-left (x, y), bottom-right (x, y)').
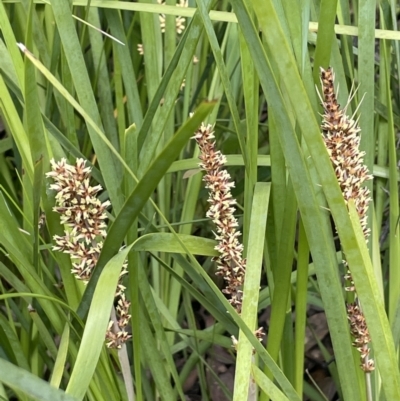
top-left (0, 2), bottom-right (399, 401)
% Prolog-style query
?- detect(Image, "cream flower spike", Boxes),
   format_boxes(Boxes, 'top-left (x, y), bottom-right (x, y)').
top-left (47, 158), bottom-right (131, 349)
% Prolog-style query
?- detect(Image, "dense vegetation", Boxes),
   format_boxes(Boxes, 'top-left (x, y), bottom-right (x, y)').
top-left (0, 1), bottom-right (400, 401)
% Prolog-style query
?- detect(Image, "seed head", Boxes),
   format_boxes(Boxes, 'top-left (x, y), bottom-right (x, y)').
top-left (47, 158), bottom-right (131, 348)
top-left (319, 67), bottom-right (374, 372)
top-left (320, 67), bottom-right (373, 240)
top-left (193, 123), bottom-right (246, 313)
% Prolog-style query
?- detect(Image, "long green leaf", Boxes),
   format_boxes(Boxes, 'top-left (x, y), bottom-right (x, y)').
top-left (234, 183), bottom-right (270, 400)
top-left (0, 358), bottom-right (78, 401)
top-left (66, 245), bottom-right (132, 399)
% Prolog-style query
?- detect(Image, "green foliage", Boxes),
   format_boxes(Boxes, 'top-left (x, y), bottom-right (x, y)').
top-left (0, 1), bottom-right (399, 400)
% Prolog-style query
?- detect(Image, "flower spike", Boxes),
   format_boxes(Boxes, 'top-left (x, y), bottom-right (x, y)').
top-left (47, 158), bottom-right (131, 349)
top-left (319, 67), bottom-right (374, 372)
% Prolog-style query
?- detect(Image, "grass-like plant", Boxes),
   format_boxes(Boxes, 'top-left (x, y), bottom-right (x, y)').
top-left (0, 1), bottom-right (399, 401)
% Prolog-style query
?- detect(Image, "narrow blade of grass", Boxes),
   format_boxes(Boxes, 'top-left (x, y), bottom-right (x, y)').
top-left (233, 183), bottom-right (270, 400)
top-left (66, 245), bottom-right (132, 399)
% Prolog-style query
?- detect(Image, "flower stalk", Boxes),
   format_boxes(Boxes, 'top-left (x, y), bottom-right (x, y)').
top-left (319, 67), bottom-right (374, 373)
top-left (47, 158), bottom-right (131, 349)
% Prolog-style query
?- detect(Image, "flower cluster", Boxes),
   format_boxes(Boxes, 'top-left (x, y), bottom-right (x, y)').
top-left (347, 303), bottom-right (374, 372)
top-left (319, 67), bottom-right (374, 372)
top-left (158, 0), bottom-right (188, 34)
top-left (137, 43), bottom-right (144, 56)
top-left (137, 0), bottom-right (189, 57)
top-left (320, 68), bottom-right (372, 239)
top-left (193, 123), bottom-right (246, 313)
top-left (46, 158), bottom-right (131, 349)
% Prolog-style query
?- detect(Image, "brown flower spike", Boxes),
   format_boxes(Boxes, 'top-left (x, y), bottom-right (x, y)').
top-left (193, 123), bottom-right (246, 313)
top-left (47, 158), bottom-right (131, 348)
top-left (319, 67), bottom-right (374, 372)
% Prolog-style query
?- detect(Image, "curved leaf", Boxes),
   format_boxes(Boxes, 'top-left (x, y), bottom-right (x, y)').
top-left (0, 358), bottom-right (78, 401)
